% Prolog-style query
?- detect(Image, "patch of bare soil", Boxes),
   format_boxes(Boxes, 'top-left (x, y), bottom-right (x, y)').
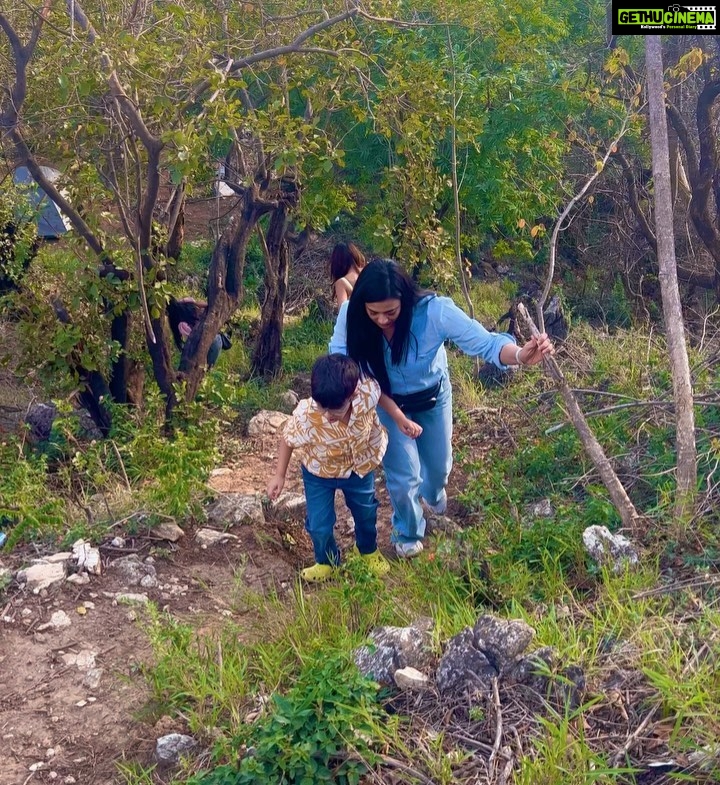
top-left (0, 441), bottom-right (404, 785)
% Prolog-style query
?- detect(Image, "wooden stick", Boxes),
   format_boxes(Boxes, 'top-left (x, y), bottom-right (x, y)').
top-left (518, 303), bottom-right (643, 532)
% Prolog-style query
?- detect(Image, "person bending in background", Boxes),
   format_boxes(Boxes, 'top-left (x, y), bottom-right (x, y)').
top-left (330, 242), bottom-right (367, 306)
top-left (330, 259), bottom-right (554, 559)
top-left (266, 353), bottom-right (421, 582)
top-left (167, 296), bottom-right (225, 368)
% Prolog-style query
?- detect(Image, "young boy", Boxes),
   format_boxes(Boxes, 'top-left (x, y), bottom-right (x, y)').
top-left (266, 354), bottom-right (421, 582)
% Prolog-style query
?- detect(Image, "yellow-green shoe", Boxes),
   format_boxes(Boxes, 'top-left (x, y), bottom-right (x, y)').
top-left (360, 549), bottom-right (390, 577)
top-left (300, 563), bottom-right (336, 583)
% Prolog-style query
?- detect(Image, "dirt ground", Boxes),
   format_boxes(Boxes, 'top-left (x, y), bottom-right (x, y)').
top-left (0, 442), bottom-right (404, 785)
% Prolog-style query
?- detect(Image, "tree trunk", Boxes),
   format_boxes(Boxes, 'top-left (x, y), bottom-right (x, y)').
top-left (645, 35), bottom-right (697, 520)
top-left (180, 196), bottom-right (259, 402)
top-left (109, 311), bottom-right (130, 404)
top-left (251, 203), bottom-right (290, 379)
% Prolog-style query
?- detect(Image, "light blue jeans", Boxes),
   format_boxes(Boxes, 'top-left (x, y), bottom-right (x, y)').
top-left (377, 375), bottom-right (453, 544)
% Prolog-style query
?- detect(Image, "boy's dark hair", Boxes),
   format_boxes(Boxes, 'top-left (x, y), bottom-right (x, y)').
top-left (311, 354), bottom-right (360, 409)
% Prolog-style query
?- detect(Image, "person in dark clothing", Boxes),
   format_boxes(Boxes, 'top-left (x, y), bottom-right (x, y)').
top-left (167, 296), bottom-right (226, 367)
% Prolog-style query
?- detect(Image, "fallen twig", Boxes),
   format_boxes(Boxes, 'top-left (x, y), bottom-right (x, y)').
top-left (489, 677), bottom-right (503, 772)
top-left (609, 703), bottom-right (660, 768)
top-left (632, 574), bottom-right (720, 599)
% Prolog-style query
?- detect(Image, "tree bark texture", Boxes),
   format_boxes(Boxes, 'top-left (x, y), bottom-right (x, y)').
top-left (645, 35), bottom-right (697, 519)
top-left (251, 203), bottom-right (291, 379)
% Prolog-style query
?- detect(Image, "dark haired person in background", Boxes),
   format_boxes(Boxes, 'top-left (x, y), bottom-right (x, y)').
top-left (330, 242), bottom-right (366, 306)
top-left (167, 296), bottom-right (227, 368)
top-left (330, 259), bottom-right (554, 558)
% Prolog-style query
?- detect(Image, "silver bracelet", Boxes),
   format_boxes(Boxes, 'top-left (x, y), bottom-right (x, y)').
top-left (514, 344), bottom-right (523, 366)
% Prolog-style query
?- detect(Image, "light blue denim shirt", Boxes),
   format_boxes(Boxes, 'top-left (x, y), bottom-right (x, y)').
top-left (329, 294), bottom-right (516, 395)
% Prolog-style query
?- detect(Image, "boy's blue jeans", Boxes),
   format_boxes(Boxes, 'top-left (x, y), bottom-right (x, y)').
top-left (301, 465), bottom-right (378, 565)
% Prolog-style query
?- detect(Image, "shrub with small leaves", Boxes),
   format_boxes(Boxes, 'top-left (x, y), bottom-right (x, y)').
top-left (193, 652), bottom-right (384, 785)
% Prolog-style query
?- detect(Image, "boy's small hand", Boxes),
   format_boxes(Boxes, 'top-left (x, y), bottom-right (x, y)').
top-left (397, 415), bottom-right (423, 439)
top-left (267, 476), bottom-right (285, 500)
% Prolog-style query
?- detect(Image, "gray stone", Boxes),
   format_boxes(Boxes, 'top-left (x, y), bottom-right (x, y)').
top-left (247, 410), bottom-right (289, 437)
top-left (353, 617), bottom-right (434, 685)
top-left (473, 615), bottom-right (535, 673)
top-left (506, 646), bottom-right (556, 691)
top-left (281, 390), bottom-right (300, 409)
top-left (108, 555), bottom-right (156, 586)
top-left (43, 552), bottom-right (73, 564)
top-left (195, 528), bottom-right (238, 547)
top-left (152, 522), bottom-right (185, 542)
top-left (206, 493), bottom-right (265, 527)
top-left (83, 668), bottom-right (104, 690)
top-left (583, 525), bottom-right (639, 573)
top-left (436, 627), bottom-right (497, 694)
top-left (424, 514), bottom-right (462, 536)
top-left (25, 402), bottom-right (57, 442)
top-left (524, 498), bottom-right (555, 519)
top-left (154, 733), bottom-right (198, 767)
top-left (17, 562), bottom-right (66, 593)
top-left (140, 574), bottom-right (158, 589)
top-left (271, 492), bottom-right (307, 520)
top-left (115, 592), bottom-right (149, 604)
top-left (66, 573), bottom-right (91, 586)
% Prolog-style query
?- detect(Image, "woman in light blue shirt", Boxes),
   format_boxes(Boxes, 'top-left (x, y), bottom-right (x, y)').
top-left (329, 259), bottom-right (553, 558)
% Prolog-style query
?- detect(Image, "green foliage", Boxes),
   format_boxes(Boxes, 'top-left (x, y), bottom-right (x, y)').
top-left (111, 395), bottom-right (219, 519)
top-left (193, 652), bottom-right (383, 785)
top-left (0, 438), bottom-right (66, 549)
top-left (0, 180), bottom-right (37, 288)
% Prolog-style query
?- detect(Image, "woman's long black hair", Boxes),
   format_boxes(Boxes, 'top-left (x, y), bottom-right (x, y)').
top-left (346, 259), bottom-right (432, 394)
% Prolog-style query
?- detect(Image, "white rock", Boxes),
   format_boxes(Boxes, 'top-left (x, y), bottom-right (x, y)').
top-left (281, 390), bottom-right (299, 408)
top-left (206, 494), bottom-right (265, 527)
top-left (17, 563), bottom-right (66, 593)
top-left (195, 528), bottom-right (238, 547)
top-left (44, 552), bottom-right (73, 564)
top-left (115, 592), bottom-right (149, 604)
top-left (140, 574), bottom-right (158, 589)
top-left (247, 409), bottom-right (289, 437)
top-left (83, 668), bottom-right (103, 689)
top-left (583, 525), bottom-right (639, 574)
top-left (37, 610), bottom-right (72, 631)
top-left (66, 573), bottom-right (91, 586)
top-left (209, 467), bottom-right (232, 477)
top-left (110, 536), bottom-right (125, 548)
top-left (393, 666), bottom-right (430, 690)
top-left (72, 540), bottom-right (102, 575)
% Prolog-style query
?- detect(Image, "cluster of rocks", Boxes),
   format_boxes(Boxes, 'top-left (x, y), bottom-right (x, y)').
top-left (15, 539), bottom-right (102, 594)
top-left (353, 613), bottom-right (585, 707)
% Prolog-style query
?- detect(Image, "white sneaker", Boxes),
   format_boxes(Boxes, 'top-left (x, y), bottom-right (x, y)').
top-left (422, 489), bottom-right (447, 515)
top-left (394, 540), bottom-right (424, 559)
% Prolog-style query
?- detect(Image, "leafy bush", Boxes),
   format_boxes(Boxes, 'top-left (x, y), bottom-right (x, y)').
top-left (194, 652), bottom-right (384, 785)
top-left (111, 395), bottom-right (219, 519)
top-left (0, 438), bottom-right (66, 549)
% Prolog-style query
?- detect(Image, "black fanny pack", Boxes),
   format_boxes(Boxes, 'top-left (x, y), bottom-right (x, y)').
top-left (392, 379), bottom-right (442, 414)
